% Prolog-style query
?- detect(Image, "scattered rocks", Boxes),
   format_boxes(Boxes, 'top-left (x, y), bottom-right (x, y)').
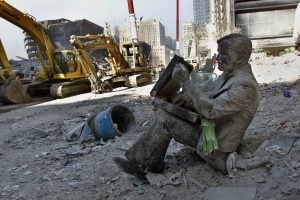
top-left (65, 145), bottom-right (92, 156)
top-left (36, 175), bottom-right (51, 184)
top-left (146, 171), bottom-right (183, 188)
top-left (41, 152), bottom-right (50, 157)
top-left (0, 58), bottom-right (299, 200)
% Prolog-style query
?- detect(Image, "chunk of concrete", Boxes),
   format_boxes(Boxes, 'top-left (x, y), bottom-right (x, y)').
top-left (236, 156), bottom-right (270, 170)
top-left (255, 135), bottom-right (298, 156)
top-left (205, 187), bottom-right (256, 200)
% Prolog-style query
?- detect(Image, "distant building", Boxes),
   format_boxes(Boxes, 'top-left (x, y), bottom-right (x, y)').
top-left (138, 19), bottom-right (165, 47)
top-left (232, 0), bottom-right (299, 55)
top-left (165, 36), bottom-right (176, 51)
top-left (191, 0), bottom-right (300, 56)
top-left (111, 25), bottom-right (120, 44)
top-left (24, 18), bottom-right (104, 60)
top-left (120, 17), bottom-right (177, 67)
top-left (139, 19), bottom-right (176, 67)
top-left (193, 0), bottom-right (211, 25)
top-left (104, 23), bottom-right (120, 43)
top-left (119, 17), bottom-right (133, 44)
top-left (183, 21), bottom-right (198, 64)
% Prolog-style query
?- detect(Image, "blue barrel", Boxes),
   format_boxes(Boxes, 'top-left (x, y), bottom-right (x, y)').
top-left (84, 104), bottom-right (136, 141)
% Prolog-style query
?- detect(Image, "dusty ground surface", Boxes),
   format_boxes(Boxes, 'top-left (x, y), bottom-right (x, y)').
top-left (0, 53), bottom-right (300, 200)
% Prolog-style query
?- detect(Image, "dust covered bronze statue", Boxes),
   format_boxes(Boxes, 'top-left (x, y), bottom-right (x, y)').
top-left (113, 33), bottom-right (260, 178)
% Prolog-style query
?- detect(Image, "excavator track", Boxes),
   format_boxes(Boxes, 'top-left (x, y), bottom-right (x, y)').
top-left (127, 72), bottom-right (152, 87)
top-left (50, 79), bottom-right (91, 98)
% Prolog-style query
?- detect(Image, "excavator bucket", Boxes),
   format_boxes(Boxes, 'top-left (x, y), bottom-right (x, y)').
top-left (0, 77), bottom-right (32, 104)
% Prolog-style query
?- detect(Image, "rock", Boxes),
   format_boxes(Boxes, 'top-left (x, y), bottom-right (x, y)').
top-left (236, 156), bottom-right (270, 170)
top-left (257, 177), bottom-right (266, 183)
top-left (137, 186), bottom-right (144, 194)
top-left (146, 173), bottom-right (166, 188)
top-left (92, 145), bottom-right (102, 152)
top-left (15, 164), bottom-right (29, 172)
top-left (41, 152), bottom-right (50, 156)
top-left (36, 175), bottom-right (51, 183)
top-left (255, 135), bottom-right (298, 156)
top-left (265, 145), bottom-right (285, 155)
top-left (65, 145), bottom-right (91, 156)
top-left (66, 126), bottom-right (81, 142)
top-left (0, 149), bottom-right (4, 155)
top-left (186, 174), bottom-right (207, 191)
top-left (146, 171), bottom-right (183, 188)
top-left (68, 181), bottom-right (79, 188)
top-left (204, 187), bottom-right (257, 200)
top-left (23, 171), bottom-right (32, 176)
top-left (109, 176), bottom-right (120, 183)
top-left (3, 185), bottom-right (19, 191)
top-left (54, 169), bottom-right (65, 176)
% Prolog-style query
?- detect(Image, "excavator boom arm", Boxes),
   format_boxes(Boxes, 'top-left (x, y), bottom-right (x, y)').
top-left (0, 39), bottom-right (13, 79)
top-left (0, 0), bottom-right (55, 78)
top-left (70, 35), bottom-right (103, 93)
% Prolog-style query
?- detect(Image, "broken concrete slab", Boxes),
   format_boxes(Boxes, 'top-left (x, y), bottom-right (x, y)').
top-left (236, 156), bottom-right (270, 170)
top-left (205, 187), bottom-right (256, 200)
top-left (255, 135), bottom-right (299, 156)
top-left (66, 123), bottom-right (85, 142)
top-left (146, 172), bottom-right (166, 188)
top-left (146, 171), bottom-right (182, 188)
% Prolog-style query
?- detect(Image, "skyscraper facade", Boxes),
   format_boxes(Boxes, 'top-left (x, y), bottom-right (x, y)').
top-left (193, 0), bottom-right (211, 25)
top-left (138, 19), bottom-right (173, 67)
top-left (183, 21), bottom-right (197, 63)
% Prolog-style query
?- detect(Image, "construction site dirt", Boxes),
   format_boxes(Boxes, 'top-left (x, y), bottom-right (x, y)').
top-left (0, 53), bottom-right (300, 200)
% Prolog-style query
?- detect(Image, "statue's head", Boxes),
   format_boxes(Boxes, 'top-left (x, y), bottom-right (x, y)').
top-left (216, 33), bottom-right (252, 72)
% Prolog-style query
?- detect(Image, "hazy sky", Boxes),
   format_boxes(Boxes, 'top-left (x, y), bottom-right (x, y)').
top-left (0, 0), bottom-right (194, 59)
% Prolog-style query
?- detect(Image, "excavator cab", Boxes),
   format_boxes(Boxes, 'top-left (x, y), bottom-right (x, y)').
top-left (121, 42), bottom-right (142, 68)
top-left (54, 51), bottom-right (78, 74)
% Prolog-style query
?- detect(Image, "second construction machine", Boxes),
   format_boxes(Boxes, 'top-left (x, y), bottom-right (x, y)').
top-left (70, 34), bottom-right (152, 91)
top-left (69, 0), bottom-right (152, 93)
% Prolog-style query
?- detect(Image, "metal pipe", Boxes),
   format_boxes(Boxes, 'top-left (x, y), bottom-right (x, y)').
top-left (176, 0), bottom-right (180, 54)
top-left (127, 0), bottom-right (135, 14)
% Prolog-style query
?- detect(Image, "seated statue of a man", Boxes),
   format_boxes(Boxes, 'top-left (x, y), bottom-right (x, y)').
top-left (113, 33), bottom-right (260, 178)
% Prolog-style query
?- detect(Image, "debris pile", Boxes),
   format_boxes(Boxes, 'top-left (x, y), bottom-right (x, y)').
top-left (0, 54), bottom-right (299, 199)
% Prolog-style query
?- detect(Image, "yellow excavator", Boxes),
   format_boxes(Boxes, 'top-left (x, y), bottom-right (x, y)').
top-left (0, 39), bottom-right (31, 103)
top-left (0, 0), bottom-right (92, 101)
top-left (70, 34), bottom-right (152, 90)
top-left (52, 34), bottom-right (152, 97)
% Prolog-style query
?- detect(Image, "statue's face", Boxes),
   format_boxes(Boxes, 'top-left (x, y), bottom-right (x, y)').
top-left (216, 42), bottom-right (240, 72)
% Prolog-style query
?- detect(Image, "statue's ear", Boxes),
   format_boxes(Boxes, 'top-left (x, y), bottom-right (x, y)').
top-left (236, 54), bottom-right (247, 66)
top-left (236, 57), bottom-right (243, 65)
